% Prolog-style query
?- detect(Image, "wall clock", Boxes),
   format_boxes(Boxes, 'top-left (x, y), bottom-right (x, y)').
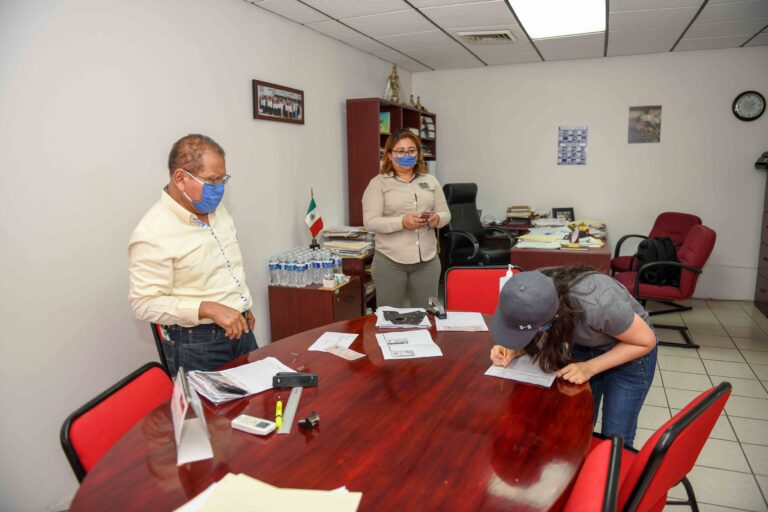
top-left (733, 91), bottom-right (765, 121)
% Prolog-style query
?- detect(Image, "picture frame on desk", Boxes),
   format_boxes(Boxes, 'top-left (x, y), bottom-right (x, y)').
top-left (252, 80), bottom-right (304, 125)
top-left (552, 207), bottom-right (575, 222)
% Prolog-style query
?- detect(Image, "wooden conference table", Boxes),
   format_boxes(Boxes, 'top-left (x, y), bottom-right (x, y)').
top-left (70, 315), bottom-right (593, 512)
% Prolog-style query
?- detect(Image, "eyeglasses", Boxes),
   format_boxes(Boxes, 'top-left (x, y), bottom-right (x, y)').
top-left (182, 168), bottom-right (231, 185)
top-left (390, 148), bottom-right (419, 157)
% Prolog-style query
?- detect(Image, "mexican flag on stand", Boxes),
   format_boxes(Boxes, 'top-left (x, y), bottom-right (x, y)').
top-left (305, 192), bottom-right (324, 238)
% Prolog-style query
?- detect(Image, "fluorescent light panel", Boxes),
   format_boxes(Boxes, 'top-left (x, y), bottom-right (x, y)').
top-left (507, 0), bottom-right (605, 39)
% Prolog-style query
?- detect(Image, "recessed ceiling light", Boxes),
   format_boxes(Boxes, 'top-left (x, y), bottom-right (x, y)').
top-left (506, 0), bottom-right (605, 39)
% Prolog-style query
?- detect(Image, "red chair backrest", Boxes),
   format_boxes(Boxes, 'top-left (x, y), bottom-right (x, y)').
top-left (619, 383), bottom-right (731, 512)
top-left (675, 225), bottom-right (716, 297)
top-left (445, 266), bottom-right (522, 314)
top-left (564, 434), bottom-right (622, 512)
top-left (648, 212), bottom-right (702, 245)
top-left (62, 363), bottom-right (173, 480)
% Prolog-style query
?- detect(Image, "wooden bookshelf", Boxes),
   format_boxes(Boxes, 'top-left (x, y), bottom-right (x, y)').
top-left (346, 98), bottom-right (437, 226)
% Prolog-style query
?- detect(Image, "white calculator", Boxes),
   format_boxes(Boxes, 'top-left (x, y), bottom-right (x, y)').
top-left (231, 414), bottom-right (276, 436)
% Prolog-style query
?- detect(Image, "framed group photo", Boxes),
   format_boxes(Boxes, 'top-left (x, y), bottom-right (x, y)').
top-left (552, 207), bottom-right (575, 222)
top-left (252, 80), bottom-right (304, 125)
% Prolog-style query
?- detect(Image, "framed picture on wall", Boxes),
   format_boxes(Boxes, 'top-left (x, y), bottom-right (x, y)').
top-left (552, 207), bottom-right (575, 222)
top-left (252, 80), bottom-right (304, 125)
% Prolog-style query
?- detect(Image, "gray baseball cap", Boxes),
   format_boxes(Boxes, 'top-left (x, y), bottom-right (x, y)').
top-left (491, 270), bottom-right (559, 350)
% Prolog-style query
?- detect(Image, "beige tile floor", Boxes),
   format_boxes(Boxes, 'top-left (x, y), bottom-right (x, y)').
top-left (627, 299), bottom-right (768, 511)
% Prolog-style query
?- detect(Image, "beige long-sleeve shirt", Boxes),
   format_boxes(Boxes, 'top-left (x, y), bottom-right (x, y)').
top-left (362, 172), bottom-right (450, 264)
top-left (128, 190), bottom-right (252, 327)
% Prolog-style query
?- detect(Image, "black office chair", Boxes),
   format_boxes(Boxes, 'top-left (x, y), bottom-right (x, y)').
top-left (441, 183), bottom-right (514, 268)
top-left (150, 323), bottom-right (171, 375)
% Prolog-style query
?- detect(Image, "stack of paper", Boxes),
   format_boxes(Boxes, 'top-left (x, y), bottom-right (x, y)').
top-left (515, 241), bottom-right (561, 250)
top-left (176, 473), bottom-right (362, 512)
top-left (188, 357), bottom-right (295, 404)
top-left (435, 312), bottom-right (488, 331)
top-left (375, 330), bottom-right (442, 359)
top-left (484, 355), bottom-right (555, 387)
top-left (375, 307), bottom-right (431, 329)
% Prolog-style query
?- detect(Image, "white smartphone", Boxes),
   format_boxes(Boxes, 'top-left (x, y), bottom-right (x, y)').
top-left (231, 414), bottom-right (276, 436)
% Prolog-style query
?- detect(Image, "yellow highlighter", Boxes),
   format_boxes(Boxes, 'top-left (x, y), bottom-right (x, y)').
top-left (275, 400), bottom-right (283, 430)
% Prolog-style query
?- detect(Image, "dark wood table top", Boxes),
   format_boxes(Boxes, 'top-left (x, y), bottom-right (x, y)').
top-left (70, 315), bottom-right (593, 512)
top-left (511, 243), bottom-right (612, 274)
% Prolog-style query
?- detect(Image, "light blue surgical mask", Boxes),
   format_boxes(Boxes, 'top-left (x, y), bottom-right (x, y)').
top-left (182, 169), bottom-right (226, 214)
top-left (394, 154), bottom-right (418, 168)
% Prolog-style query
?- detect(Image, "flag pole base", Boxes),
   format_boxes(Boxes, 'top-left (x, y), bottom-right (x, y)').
top-left (309, 237), bottom-right (320, 250)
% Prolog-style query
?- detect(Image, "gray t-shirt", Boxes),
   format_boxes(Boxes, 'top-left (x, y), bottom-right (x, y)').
top-left (567, 273), bottom-right (651, 349)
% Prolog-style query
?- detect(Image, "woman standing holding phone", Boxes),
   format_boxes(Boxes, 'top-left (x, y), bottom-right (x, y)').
top-left (489, 266), bottom-right (657, 447)
top-left (362, 129), bottom-right (450, 309)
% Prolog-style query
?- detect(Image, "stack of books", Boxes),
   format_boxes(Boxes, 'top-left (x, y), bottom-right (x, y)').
top-left (322, 226), bottom-right (371, 240)
top-left (420, 115), bottom-right (435, 139)
top-left (506, 205), bottom-right (533, 222)
top-left (322, 239), bottom-right (373, 257)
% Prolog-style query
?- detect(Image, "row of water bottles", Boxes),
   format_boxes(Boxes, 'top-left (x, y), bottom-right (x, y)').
top-left (268, 248), bottom-right (343, 287)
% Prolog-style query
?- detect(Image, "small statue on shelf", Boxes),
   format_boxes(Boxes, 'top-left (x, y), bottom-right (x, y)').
top-left (384, 65), bottom-right (400, 103)
top-left (415, 96), bottom-right (426, 112)
top-left (409, 94), bottom-right (417, 108)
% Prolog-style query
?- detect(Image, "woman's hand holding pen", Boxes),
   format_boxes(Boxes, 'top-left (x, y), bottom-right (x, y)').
top-left (490, 345), bottom-right (523, 367)
top-left (402, 213), bottom-right (427, 230)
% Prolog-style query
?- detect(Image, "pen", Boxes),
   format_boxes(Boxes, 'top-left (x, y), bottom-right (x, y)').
top-left (275, 399), bottom-right (283, 430)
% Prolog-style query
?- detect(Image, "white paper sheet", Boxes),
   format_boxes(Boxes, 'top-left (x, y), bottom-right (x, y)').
top-left (325, 345), bottom-right (366, 360)
top-left (308, 332), bottom-right (358, 352)
top-left (188, 357), bottom-right (295, 404)
top-left (375, 330), bottom-right (442, 360)
top-left (484, 355), bottom-right (555, 387)
top-left (375, 306), bottom-right (431, 329)
top-left (435, 312), bottom-right (488, 331)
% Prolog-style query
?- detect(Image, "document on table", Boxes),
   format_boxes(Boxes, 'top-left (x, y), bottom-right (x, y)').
top-left (375, 330), bottom-right (442, 359)
top-left (485, 355), bottom-right (556, 387)
top-left (435, 312), bottom-right (488, 331)
top-left (515, 241), bottom-right (562, 250)
top-left (308, 332), bottom-right (358, 351)
top-left (176, 473), bottom-right (362, 512)
top-left (188, 357), bottom-right (295, 404)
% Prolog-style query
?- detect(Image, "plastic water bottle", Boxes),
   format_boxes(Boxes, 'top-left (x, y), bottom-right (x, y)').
top-left (268, 257), bottom-right (280, 285)
top-left (322, 250), bottom-right (333, 280)
top-left (332, 250), bottom-right (343, 274)
top-left (311, 250), bottom-right (322, 284)
top-left (285, 257), bottom-right (296, 287)
top-left (277, 255), bottom-right (286, 285)
top-left (297, 256), bottom-right (309, 287)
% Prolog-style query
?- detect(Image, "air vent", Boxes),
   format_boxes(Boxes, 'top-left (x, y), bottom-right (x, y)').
top-left (457, 30), bottom-right (517, 45)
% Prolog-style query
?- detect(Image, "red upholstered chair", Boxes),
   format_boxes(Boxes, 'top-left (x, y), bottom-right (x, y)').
top-left (60, 362), bottom-right (173, 482)
top-left (445, 265), bottom-right (523, 314)
top-left (611, 212), bottom-right (702, 275)
top-left (590, 382), bottom-right (731, 512)
top-left (563, 434), bottom-right (623, 512)
top-left (614, 225), bottom-right (716, 348)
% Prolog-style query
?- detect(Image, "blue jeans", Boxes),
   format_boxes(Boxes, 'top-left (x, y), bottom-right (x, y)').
top-left (571, 341), bottom-right (658, 448)
top-left (163, 323), bottom-right (257, 375)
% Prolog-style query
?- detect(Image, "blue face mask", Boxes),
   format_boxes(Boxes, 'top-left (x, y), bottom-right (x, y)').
top-left (183, 170), bottom-right (225, 214)
top-left (394, 154), bottom-right (418, 168)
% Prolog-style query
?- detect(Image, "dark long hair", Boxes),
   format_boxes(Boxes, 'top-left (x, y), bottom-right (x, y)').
top-left (522, 265), bottom-right (600, 372)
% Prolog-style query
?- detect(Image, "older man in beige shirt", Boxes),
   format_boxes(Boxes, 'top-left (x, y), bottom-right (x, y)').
top-left (129, 134), bottom-right (256, 374)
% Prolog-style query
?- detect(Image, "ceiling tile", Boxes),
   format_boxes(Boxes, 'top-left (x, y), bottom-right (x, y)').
top-left (305, 20), bottom-right (363, 40)
top-left (687, 18), bottom-right (768, 38)
top-left (745, 32), bottom-right (768, 46)
top-left (675, 34), bottom-right (757, 51)
top-left (341, 37), bottom-right (396, 54)
top-left (341, 10), bottom-right (436, 37)
top-left (404, 44), bottom-right (482, 61)
top-left (469, 45), bottom-right (541, 65)
top-left (370, 50), bottom-right (433, 71)
top-left (420, 0), bottom-right (517, 30)
top-left (607, 40), bottom-right (676, 56)
top-left (378, 30), bottom-right (457, 50)
top-left (611, 0), bottom-right (703, 11)
top-left (418, 54), bottom-right (486, 69)
top-left (256, 0), bottom-right (330, 24)
top-left (697, 0), bottom-right (768, 23)
top-left (540, 45), bottom-right (604, 61)
top-left (610, 7), bottom-right (699, 32)
top-left (302, 0), bottom-right (406, 19)
top-left (535, 33), bottom-right (605, 51)
top-left (609, 27), bottom-right (683, 45)
top-left (410, 0), bottom-right (493, 7)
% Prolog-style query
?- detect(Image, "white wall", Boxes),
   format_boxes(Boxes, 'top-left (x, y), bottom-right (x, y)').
top-left (0, 0), bottom-right (408, 510)
top-left (413, 47), bottom-right (768, 299)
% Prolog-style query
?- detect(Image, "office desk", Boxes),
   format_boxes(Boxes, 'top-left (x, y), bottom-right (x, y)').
top-left (511, 244), bottom-right (612, 274)
top-left (70, 316), bottom-right (593, 512)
